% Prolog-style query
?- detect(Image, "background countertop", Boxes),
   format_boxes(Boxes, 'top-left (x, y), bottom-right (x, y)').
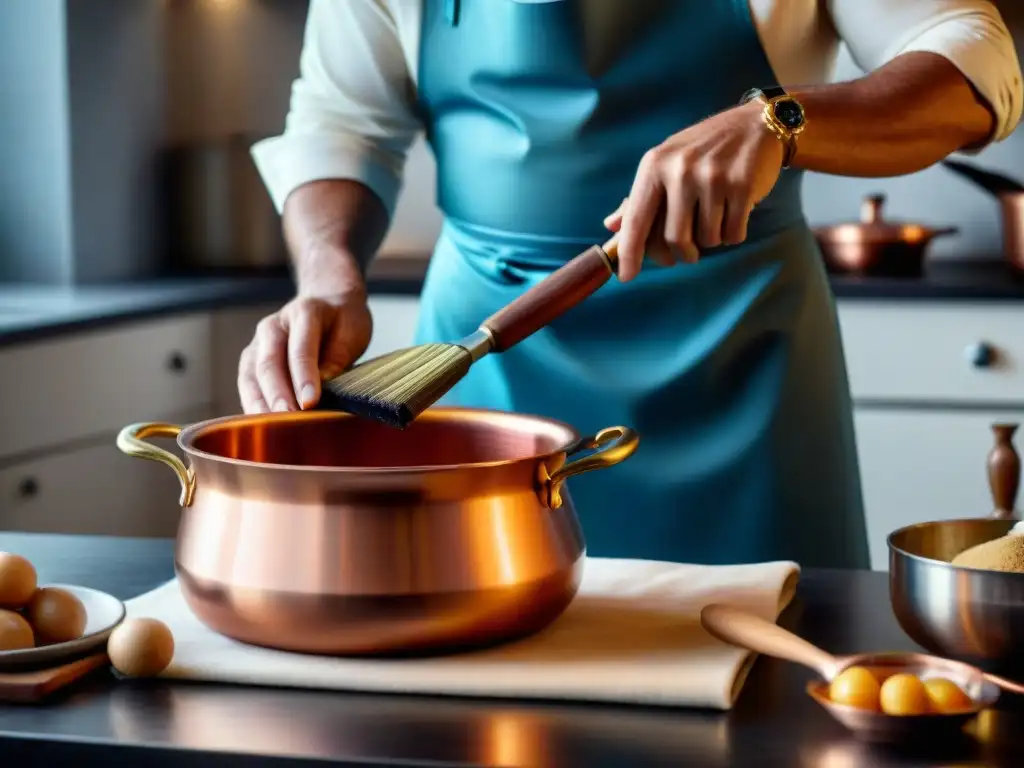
top-left (0, 256), bottom-right (1022, 347)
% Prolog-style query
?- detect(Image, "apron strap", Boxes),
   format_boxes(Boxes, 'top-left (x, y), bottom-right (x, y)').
top-left (445, 0), bottom-right (460, 26)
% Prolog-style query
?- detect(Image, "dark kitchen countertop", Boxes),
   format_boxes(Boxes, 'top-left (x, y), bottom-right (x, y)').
top-left (0, 256), bottom-right (429, 347)
top-left (0, 255), bottom-right (1021, 348)
top-left (828, 257), bottom-right (1024, 301)
top-left (3, 531), bottom-right (1024, 767)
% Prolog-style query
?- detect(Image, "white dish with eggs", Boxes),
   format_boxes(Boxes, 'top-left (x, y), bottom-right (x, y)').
top-left (0, 584), bottom-right (126, 671)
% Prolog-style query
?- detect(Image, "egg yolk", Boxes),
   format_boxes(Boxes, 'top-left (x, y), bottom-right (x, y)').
top-left (879, 673), bottom-right (932, 715)
top-left (923, 677), bottom-right (974, 713)
top-left (828, 666), bottom-right (881, 711)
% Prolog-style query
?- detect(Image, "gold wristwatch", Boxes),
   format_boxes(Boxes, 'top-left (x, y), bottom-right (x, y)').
top-left (740, 86), bottom-right (807, 169)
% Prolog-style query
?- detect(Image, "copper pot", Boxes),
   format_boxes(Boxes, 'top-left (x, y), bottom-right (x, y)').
top-left (943, 159), bottom-right (1024, 276)
top-left (998, 194), bottom-right (1024, 275)
top-left (116, 408), bottom-right (639, 656)
top-left (812, 193), bottom-right (957, 277)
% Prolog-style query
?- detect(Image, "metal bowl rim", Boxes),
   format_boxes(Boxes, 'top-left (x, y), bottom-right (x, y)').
top-left (886, 518), bottom-right (1024, 577)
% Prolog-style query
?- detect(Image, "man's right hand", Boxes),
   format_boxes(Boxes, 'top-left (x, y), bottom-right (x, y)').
top-left (237, 290), bottom-right (372, 414)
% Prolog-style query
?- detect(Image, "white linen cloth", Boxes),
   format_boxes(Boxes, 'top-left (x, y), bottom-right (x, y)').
top-left (125, 557), bottom-right (799, 710)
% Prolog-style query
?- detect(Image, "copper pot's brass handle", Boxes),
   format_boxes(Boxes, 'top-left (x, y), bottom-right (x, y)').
top-left (545, 426), bottom-right (640, 509)
top-left (116, 423), bottom-right (196, 507)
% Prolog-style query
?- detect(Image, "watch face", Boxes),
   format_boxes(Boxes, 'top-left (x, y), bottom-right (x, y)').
top-left (772, 99), bottom-right (804, 129)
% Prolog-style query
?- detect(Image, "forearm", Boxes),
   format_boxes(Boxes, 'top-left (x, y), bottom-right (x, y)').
top-left (282, 180), bottom-right (390, 298)
top-left (791, 51), bottom-right (996, 178)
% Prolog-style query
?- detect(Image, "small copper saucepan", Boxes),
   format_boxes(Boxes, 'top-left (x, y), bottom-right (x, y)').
top-left (943, 159), bottom-right (1024, 276)
top-left (812, 193), bottom-right (958, 277)
top-left (116, 408), bottom-right (639, 656)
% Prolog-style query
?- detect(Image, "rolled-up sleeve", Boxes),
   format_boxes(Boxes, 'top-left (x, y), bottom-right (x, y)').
top-left (828, 0), bottom-right (1023, 144)
top-left (251, 0), bottom-right (422, 216)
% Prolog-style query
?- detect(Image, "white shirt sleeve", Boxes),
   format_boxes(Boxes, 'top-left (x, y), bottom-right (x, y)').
top-left (827, 0), bottom-right (1023, 144)
top-left (250, 0), bottom-right (422, 216)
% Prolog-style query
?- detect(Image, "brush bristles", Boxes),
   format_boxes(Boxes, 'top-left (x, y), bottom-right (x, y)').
top-left (320, 344), bottom-right (472, 429)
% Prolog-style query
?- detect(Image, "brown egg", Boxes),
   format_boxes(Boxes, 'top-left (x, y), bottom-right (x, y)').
top-left (0, 552), bottom-right (37, 608)
top-left (108, 618), bottom-right (175, 678)
top-left (25, 587), bottom-right (87, 645)
top-left (0, 608), bottom-right (35, 650)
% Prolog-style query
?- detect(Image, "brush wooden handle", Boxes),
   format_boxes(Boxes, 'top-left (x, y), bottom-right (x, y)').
top-left (480, 240), bottom-right (618, 352)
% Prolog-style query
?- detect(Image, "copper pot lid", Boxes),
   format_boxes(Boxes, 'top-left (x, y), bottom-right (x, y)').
top-left (813, 194), bottom-right (957, 245)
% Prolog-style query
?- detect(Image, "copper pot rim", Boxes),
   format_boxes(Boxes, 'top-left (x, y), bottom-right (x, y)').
top-left (175, 406), bottom-right (584, 475)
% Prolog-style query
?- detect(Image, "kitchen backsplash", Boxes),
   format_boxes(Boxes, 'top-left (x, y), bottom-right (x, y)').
top-left (1, 0), bottom-right (1022, 283)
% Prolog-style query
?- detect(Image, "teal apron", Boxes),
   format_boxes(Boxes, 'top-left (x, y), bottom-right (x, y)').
top-left (413, 0), bottom-right (870, 568)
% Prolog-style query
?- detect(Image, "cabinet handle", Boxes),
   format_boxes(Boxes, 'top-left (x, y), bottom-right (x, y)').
top-left (964, 342), bottom-right (995, 369)
top-left (16, 477), bottom-right (39, 499)
top-left (166, 351), bottom-right (188, 373)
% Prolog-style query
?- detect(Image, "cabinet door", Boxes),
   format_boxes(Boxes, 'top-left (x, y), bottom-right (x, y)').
top-left (838, 302), bottom-right (1024, 405)
top-left (0, 405), bottom-right (210, 538)
top-left (854, 408), bottom-right (1024, 571)
top-left (0, 315), bottom-right (213, 459)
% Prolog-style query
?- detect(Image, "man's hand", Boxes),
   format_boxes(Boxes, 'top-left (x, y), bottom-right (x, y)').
top-left (236, 179), bottom-right (389, 414)
top-left (604, 100), bottom-right (784, 281)
top-left (237, 289), bottom-right (372, 414)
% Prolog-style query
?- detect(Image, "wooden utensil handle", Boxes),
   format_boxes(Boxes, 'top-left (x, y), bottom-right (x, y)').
top-left (988, 423), bottom-right (1020, 519)
top-left (480, 240), bottom-right (618, 353)
top-left (985, 670), bottom-right (1024, 696)
top-left (700, 604), bottom-right (839, 680)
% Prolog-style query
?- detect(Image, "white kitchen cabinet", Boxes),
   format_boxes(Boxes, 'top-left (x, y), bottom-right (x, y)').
top-left (0, 314), bottom-right (213, 460)
top-left (0, 295), bottom-right (426, 539)
top-left (0, 405), bottom-right (210, 538)
top-left (0, 313), bottom-right (214, 538)
top-left (837, 300), bottom-right (1024, 571)
top-left (854, 408), bottom-right (1024, 572)
top-left (839, 302), bottom-right (1024, 405)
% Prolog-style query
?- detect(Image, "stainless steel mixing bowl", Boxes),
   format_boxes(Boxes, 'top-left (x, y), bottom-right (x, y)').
top-left (888, 518), bottom-right (1024, 671)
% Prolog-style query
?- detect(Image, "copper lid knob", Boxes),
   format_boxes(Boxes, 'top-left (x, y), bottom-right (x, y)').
top-left (860, 193), bottom-right (886, 224)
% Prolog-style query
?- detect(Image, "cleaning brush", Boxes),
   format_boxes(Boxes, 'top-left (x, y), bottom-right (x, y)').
top-left (319, 238), bottom-right (620, 428)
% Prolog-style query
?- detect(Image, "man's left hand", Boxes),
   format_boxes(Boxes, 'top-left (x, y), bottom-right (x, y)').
top-left (604, 100), bottom-right (785, 281)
